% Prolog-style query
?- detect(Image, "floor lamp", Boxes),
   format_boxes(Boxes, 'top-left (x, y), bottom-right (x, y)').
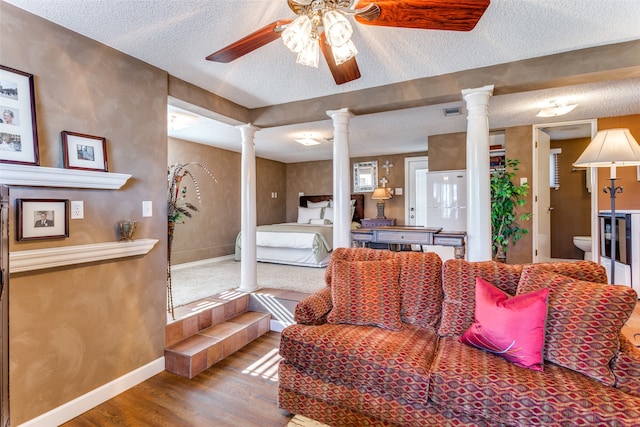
top-left (573, 128), bottom-right (640, 284)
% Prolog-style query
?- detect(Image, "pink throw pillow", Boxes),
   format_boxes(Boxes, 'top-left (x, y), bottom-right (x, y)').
top-left (327, 258), bottom-right (402, 331)
top-left (460, 277), bottom-right (550, 371)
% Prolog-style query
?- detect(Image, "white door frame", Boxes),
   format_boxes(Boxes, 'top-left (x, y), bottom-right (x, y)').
top-left (404, 156), bottom-right (428, 225)
top-left (531, 119), bottom-right (598, 263)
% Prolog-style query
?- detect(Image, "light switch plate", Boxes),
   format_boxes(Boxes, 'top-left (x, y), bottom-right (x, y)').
top-left (142, 201), bottom-right (152, 217)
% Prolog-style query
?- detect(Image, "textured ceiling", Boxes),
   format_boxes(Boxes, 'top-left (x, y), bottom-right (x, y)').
top-left (5, 0), bottom-right (640, 162)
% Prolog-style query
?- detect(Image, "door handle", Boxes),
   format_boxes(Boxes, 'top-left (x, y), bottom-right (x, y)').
top-left (547, 206), bottom-right (554, 213)
top-left (410, 207), bottom-right (415, 211)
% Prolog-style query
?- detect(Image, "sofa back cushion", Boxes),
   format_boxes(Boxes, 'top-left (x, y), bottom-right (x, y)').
top-left (325, 248), bottom-right (444, 330)
top-left (516, 266), bottom-right (637, 386)
top-left (438, 260), bottom-right (523, 336)
top-left (324, 247), bottom-right (395, 286)
top-left (327, 258), bottom-right (402, 331)
top-left (395, 251), bottom-right (443, 331)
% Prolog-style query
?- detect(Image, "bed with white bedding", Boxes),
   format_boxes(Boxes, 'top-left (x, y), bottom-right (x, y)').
top-left (234, 194), bottom-right (364, 267)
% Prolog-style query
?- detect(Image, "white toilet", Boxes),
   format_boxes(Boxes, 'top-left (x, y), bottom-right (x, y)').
top-left (573, 236), bottom-right (592, 261)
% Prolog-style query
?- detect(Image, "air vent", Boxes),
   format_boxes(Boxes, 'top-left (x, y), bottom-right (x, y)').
top-left (443, 107), bottom-right (461, 117)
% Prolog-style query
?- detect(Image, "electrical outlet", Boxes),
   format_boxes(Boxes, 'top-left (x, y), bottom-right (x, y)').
top-left (71, 201), bottom-right (84, 219)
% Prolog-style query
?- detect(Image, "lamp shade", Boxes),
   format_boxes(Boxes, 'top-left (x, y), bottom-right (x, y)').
top-left (371, 188), bottom-right (391, 200)
top-left (574, 128), bottom-right (640, 168)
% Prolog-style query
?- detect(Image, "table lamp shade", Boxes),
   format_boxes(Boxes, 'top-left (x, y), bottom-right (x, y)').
top-left (372, 188), bottom-right (391, 200)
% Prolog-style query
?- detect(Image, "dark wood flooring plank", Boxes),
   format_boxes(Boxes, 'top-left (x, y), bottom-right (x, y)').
top-left (62, 332), bottom-right (292, 427)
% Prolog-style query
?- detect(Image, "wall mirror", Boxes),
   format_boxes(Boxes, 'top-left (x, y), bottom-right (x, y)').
top-left (353, 160), bottom-right (378, 193)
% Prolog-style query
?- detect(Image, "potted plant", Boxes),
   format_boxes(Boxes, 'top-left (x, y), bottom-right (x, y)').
top-left (490, 158), bottom-right (532, 262)
top-left (167, 162), bottom-right (216, 318)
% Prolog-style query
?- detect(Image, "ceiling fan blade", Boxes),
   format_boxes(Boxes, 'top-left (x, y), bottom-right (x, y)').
top-left (319, 33), bottom-right (361, 85)
top-left (206, 20), bottom-right (292, 63)
top-left (354, 0), bottom-right (490, 31)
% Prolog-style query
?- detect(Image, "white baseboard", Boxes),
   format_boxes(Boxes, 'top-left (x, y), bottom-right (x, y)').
top-left (171, 254), bottom-right (235, 271)
top-left (18, 357), bottom-right (165, 427)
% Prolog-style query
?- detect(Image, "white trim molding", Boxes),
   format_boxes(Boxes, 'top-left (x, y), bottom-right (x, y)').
top-left (17, 357), bottom-right (165, 427)
top-left (0, 163), bottom-right (131, 189)
top-left (10, 239), bottom-right (159, 273)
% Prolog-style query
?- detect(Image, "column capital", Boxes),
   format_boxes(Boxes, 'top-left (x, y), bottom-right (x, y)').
top-left (461, 84), bottom-right (494, 99)
top-left (326, 108), bottom-right (353, 120)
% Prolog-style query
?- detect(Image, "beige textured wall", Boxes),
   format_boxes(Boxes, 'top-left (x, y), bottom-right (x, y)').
top-left (504, 126), bottom-right (534, 264)
top-left (2, 4), bottom-right (167, 424)
top-left (168, 138), bottom-right (286, 264)
top-left (285, 152), bottom-right (426, 224)
top-left (427, 132), bottom-right (467, 171)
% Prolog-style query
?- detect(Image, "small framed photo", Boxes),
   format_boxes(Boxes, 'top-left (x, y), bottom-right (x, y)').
top-left (62, 131), bottom-right (108, 172)
top-left (0, 65), bottom-right (40, 166)
top-left (17, 199), bottom-right (69, 241)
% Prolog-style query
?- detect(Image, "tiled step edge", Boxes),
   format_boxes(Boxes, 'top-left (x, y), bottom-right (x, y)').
top-left (165, 293), bottom-right (250, 348)
top-left (165, 311), bottom-right (271, 379)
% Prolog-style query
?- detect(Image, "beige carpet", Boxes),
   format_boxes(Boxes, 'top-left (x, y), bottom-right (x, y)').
top-left (170, 257), bottom-right (327, 308)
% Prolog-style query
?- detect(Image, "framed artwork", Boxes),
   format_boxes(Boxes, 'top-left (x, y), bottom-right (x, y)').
top-left (61, 131), bottom-right (108, 172)
top-left (17, 199), bottom-right (69, 241)
top-left (0, 65), bottom-right (40, 165)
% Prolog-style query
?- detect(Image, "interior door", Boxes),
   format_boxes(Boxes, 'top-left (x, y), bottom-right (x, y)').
top-left (405, 157), bottom-right (428, 226)
top-left (535, 129), bottom-right (552, 262)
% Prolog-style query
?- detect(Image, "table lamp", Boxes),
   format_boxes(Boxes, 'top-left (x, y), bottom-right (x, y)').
top-left (372, 188), bottom-right (391, 219)
top-left (573, 128), bottom-right (640, 283)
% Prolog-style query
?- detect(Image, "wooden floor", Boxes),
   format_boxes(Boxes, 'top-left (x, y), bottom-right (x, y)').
top-left (62, 332), bottom-right (293, 427)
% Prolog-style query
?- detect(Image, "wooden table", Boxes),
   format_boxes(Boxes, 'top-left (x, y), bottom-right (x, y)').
top-left (352, 226), bottom-right (466, 259)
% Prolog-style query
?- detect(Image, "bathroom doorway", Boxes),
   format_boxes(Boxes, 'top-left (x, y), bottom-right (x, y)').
top-left (532, 120), bottom-right (598, 262)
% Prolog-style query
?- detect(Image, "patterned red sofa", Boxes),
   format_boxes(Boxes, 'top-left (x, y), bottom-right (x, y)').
top-left (278, 248), bottom-right (640, 426)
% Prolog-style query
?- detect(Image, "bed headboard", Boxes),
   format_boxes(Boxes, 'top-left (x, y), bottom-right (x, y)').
top-left (299, 194), bottom-right (365, 223)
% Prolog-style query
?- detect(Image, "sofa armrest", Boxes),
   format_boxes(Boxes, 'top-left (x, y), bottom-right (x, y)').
top-left (294, 286), bottom-right (332, 325)
top-left (611, 333), bottom-right (640, 398)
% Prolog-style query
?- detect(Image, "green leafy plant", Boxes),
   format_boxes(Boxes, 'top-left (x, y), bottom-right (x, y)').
top-left (490, 158), bottom-right (532, 260)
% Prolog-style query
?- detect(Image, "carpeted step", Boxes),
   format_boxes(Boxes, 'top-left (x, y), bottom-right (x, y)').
top-left (165, 311), bottom-right (271, 379)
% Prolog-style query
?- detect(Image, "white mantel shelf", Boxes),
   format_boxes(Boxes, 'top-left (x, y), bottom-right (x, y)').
top-left (0, 163), bottom-right (131, 189)
top-left (9, 239), bottom-right (159, 273)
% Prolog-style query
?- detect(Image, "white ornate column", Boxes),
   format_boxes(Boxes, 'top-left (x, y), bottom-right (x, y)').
top-left (462, 85), bottom-right (494, 261)
top-left (327, 108), bottom-right (353, 249)
top-left (238, 124), bottom-right (259, 292)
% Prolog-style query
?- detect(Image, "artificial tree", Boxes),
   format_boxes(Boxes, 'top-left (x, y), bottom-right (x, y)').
top-left (490, 158), bottom-right (532, 262)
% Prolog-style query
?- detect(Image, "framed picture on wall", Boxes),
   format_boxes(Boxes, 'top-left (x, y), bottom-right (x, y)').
top-left (0, 65), bottom-right (40, 165)
top-left (61, 131), bottom-right (108, 171)
top-left (17, 199), bottom-right (69, 241)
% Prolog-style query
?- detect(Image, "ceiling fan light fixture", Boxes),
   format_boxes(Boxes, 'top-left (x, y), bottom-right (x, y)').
top-left (296, 36), bottom-right (319, 67)
top-left (323, 10), bottom-right (353, 47)
top-left (332, 38), bottom-right (358, 64)
top-left (282, 15), bottom-right (312, 53)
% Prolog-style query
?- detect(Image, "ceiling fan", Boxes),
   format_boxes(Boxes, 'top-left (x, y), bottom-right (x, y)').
top-left (206, 0), bottom-right (490, 85)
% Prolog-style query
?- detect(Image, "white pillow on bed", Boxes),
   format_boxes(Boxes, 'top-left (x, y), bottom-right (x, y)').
top-left (309, 218), bottom-right (331, 225)
top-left (322, 207), bottom-right (355, 224)
top-left (327, 199), bottom-right (355, 207)
top-left (297, 207), bottom-right (324, 223)
top-left (323, 207), bottom-right (334, 223)
top-left (307, 200), bottom-right (330, 208)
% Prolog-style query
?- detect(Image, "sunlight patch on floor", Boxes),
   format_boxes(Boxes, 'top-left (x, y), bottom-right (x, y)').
top-left (242, 347), bottom-right (282, 381)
